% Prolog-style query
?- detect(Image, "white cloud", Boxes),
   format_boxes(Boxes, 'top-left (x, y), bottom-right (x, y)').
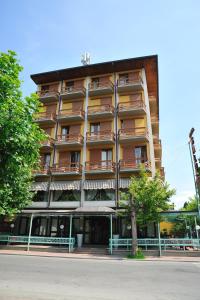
top-left (171, 190), bottom-right (195, 209)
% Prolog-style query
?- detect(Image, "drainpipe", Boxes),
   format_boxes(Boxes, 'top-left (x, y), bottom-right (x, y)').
top-left (114, 73), bottom-right (119, 208)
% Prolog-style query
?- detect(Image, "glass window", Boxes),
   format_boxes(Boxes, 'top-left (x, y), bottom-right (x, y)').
top-left (85, 189), bottom-right (115, 201)
top-left (53, 190), bottom-right (81, 201)
top-left (33, 191), bottom-right (48, 202)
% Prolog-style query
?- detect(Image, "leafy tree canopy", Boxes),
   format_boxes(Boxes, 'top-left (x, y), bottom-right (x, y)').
top-left (0, 50), bottom-right (45, 218)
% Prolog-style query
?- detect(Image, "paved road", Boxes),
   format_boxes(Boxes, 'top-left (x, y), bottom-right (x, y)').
top-left (0, 255), bottom-right (199, 300)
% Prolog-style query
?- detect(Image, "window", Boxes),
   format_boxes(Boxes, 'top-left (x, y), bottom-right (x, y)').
top-left (92, 77), bottom-right (99, 89)
top-left (119, 73), bottom-right (128, 85)
top-left (44, 154), bottom-right (51, 167)
top-left (61, 126), bottom-right (70, 137)
top-left (65, 81), bottom-right (74, 92)
top-left (134, 146), bottom-right (147, 163)
top-left (90, 123), bottom-right (100, 134)
top-left (101, 149), bottom-right (112, 166)
top-left (70, 151), bottom-right (80, 165)
top-left (85, 189), bottom-right (115, 201)
top-left (33, 191), bottom-right (48, 202)
top-left (53, 190), bottom-right (81, 201)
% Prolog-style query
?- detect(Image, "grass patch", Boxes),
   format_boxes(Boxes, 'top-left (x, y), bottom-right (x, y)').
top-left (126, 249), bottom-right (145, 259)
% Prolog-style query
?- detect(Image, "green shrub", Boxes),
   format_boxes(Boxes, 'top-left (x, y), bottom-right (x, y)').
top-left (127, 248), bottom-right (145, 259)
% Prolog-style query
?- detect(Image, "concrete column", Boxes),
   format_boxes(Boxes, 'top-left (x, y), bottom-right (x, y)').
top-left (141, 68), bottom-right (156, 176)
top-left (27, 214), bottom-right (34, 251)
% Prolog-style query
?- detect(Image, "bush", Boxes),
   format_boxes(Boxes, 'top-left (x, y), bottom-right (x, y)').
top-left (127, 248), bottom-right (145, 259)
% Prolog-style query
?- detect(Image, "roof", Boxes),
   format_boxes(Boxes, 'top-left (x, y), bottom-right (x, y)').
top-left (30, 55), bottom-right (159, 112)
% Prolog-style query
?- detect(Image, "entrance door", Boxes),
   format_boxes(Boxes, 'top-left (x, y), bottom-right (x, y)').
top-left (84, 217), bottom-right (109, 245)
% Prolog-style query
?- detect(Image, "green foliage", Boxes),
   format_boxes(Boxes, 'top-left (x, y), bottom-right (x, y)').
top-left (127, 248), bottom-right (145, 259)
top-left (120, 167), bottom-right (176, 225)
top-left (0, 50), bottom-right (45, 218)
top-left (183, 196), bottom-right (198, 211)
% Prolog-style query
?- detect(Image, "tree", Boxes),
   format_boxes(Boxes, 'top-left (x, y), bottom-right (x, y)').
top-left (120, 168), bottom-right (175, 256)
top-left (0, 50), bottom-right (45, 219)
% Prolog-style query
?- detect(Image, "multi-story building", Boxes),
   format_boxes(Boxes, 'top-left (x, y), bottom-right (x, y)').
top-left (10, 55), bottom-right (164, 245)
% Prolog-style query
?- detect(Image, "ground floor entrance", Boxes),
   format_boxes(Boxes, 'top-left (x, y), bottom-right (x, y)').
top-left (84, 217), bottom-right (109, 245)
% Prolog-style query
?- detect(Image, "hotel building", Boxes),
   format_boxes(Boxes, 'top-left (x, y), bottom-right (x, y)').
top-left (4, 55), bottom-right (164, 246)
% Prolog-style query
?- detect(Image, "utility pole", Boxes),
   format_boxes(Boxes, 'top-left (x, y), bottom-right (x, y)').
top-left (188, 128), bottom-right (200, 216)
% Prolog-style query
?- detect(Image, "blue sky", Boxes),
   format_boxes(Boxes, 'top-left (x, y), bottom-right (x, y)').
top-left (1, 0), bottom-right (200, 208)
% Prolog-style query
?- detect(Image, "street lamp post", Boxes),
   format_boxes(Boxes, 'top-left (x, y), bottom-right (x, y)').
top-left (188, 128), bottom-right (200, 216)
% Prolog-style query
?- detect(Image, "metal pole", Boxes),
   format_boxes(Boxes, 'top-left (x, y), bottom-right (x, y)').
top-left (188, 141), bottom-right (200, 216)
top-left (194, 217), bottom-right (199, 239)
top-left (69, 215), bottom-right (73, 253)
top-left (110, 214), bottom-right (113, 255)
top-left (27, 214), bottom-right (33, 251)
top-left (157, 222), bottom-right (162, 257)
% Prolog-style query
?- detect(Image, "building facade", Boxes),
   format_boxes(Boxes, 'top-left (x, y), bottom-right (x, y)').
top-left (7, 55), bottom-right (164, 245)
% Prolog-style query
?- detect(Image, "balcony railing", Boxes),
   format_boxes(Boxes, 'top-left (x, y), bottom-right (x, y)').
top-left (51, 163), bottom-right (82, 175)
top-left (119, 159), bottom-right (151, 172)
top-left (37, 90), bottom-right (59, 102)
top-left (117, 75), bottom-right (143, 93)
top-left (85, 160), bottom-right (115, 173)
top-left (89, 81), bottom-right (114, 96)
top-left (33, 164), bottom-right (50, 176)
top-left (34, 112), bottom-right (56, 124)
top-left (87, 104), bottom-right (114, 118)
top-left (60, 86), bottom-right (85, 100)
top-left (118, 101), bottom-right (146, 115)
top-left (86, 131), bottom-right (115, 144)
top-left (57, 109), bottom-right (85, 121)
top-left (118, 127), bottom-right (148, 141)
top-left (55, 134), bottom-right (83, 146)
top-left (41, 137), bottom-right (54, 148)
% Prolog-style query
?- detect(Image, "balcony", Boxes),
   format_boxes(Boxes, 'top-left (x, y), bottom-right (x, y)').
top-left (86, 131), bottom-right (115, 145)
top-left (118, 127), bottom-right (149, 143)
top-left (155, 157), bottom-right (161, 168)
top-left (40, 138), bottom-right (54, 150)
top-left (119, 160), bottom-right (151, 173)
top-left (55, 134), bottom-right (83, 148)
top-left (89, 81), bottom-right (114, 96)
top-left (151, 115), bottom-right (159, 131)
top-left (87, 104), bottom-right (114, 119)
top-left (60, 86), bottom-right (85, 100)
top-left (117, 76), bottom-right (143, 93)
top-left (33, 164), bottom-right (50, 177)
top-left (154, 137), bottom-right (162, 155)
top-left (37, 90), bottom-right (59, 103)
top-left (85, 160), bottom-right (115, 174)
top-left (51, 163), bottom-right (82, 176)
top-left (57, 109), bottom-right (85, 122)
top-left (118, 101), bottom-right (146, 116)
top-left (34, 112), bottom-right (56, 125)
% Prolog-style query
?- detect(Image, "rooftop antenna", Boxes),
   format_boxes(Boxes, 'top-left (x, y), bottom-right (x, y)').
top-left (81, 52), bottom-right (91, 65)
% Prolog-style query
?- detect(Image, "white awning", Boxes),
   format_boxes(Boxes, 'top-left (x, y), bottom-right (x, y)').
top-left (119, 178), bottom-right (131, 189)
top-left (31, 182), bottom-right (48, 191)
top-left (83, 180), bottom-right (115, 190)
top-left (50, 181), bottom-right (81, 190)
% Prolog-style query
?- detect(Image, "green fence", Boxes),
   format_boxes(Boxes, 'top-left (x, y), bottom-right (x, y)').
top-left (109, 238), bottom-right (200, 254)
top-left (0, 235), bottom-right (75, 252)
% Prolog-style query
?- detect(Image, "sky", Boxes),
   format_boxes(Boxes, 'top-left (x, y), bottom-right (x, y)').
top-left (1, 0), bottom-right (200, 208)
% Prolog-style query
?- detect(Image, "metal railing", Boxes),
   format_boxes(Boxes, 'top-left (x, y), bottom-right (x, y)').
top-left (34, 112), bottom-right (55, 121)
top-left (109, 238), bottom-right (200, 254)
top-left (41, 137), bottom-right (54, 147)
top-left (86, 131), bottom-right (115, 142)
top-left (89, 80), bottom-right (113, 90)
top-left (118, 127), bottom-right (148, 138)
top-left (118, 100), bottom-right (145, 111)
top-left (85, 160), bottom-right (115, 172)
top-left (37, 90), bottom-right (58, 97)
top-left (56, 134), bottom-right (83, 144)
top-left (33, 164), bottom-right (50, 175)
top-left (57, 109), bottom-right (85, 118)
top-left (51, 162), bottom-right (82, 174)
top-left (88, 104), bottom-right (114, 115)
top-left (119, 159), bottom-right (150, 170)
top-left (0, 235), bottom-right (75, 252)
top-left (61, 86), bottom-right (85, 94)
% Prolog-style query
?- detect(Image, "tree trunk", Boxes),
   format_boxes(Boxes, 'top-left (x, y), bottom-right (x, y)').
top-left (131, 206), bottom-right (138, 256)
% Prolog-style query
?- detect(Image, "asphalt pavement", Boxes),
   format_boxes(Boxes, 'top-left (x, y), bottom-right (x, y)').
top-left (0, 254), bottom-right (199, 300)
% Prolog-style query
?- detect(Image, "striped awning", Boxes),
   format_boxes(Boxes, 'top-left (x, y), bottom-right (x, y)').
top-left (119, 178), bottom-right (131, 189)
top-left (50, 181), bottom-right (81, 190)
top-left (31, 182), bottom-right (48, 191)
top-left (83, 179), bottom-right (115, 190)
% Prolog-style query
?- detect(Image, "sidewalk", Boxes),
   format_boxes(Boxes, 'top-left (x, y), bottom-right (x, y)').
top-left (0, 249), bottom-right (200, 262)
